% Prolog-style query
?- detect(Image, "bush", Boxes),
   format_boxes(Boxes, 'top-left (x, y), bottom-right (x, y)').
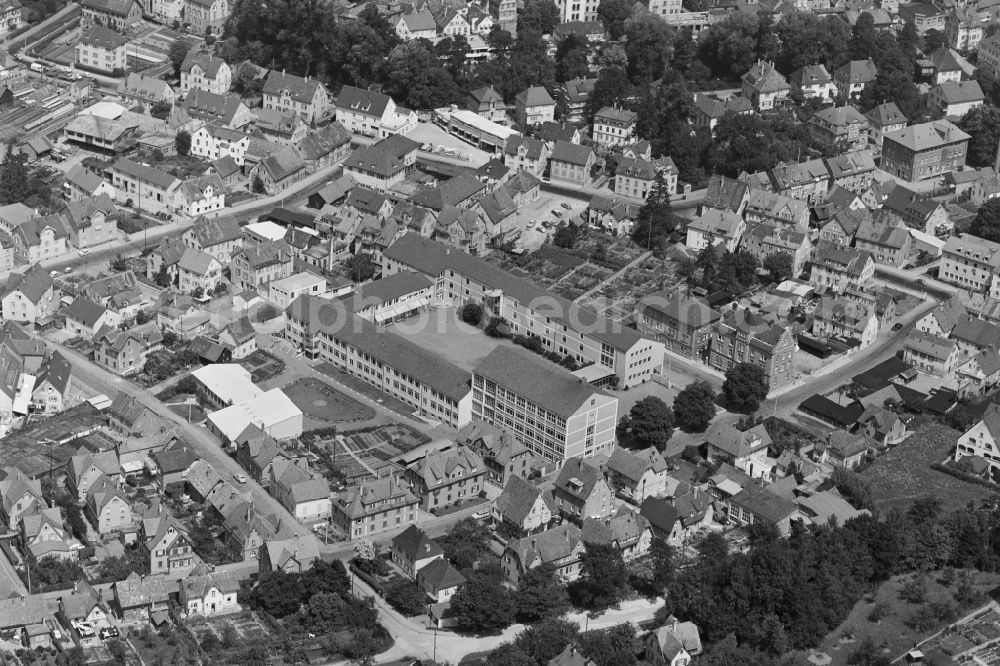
top-left (461, 302), bottom-right (483, 326)
top-left (485, 316), bottom-right (511, 338)
top-left (256, 304), bottom-right (278, 322)
top-left (384, 581), bottom-right (428, 616)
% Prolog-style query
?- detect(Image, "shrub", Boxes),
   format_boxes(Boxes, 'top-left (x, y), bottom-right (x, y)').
top-left (461, 302), bottom-right (483, 326)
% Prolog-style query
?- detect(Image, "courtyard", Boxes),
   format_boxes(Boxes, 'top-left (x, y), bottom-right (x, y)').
top-left (282, 377), bottom-right (375, 423)
top-left (387, 307), bottom-right (512, 372)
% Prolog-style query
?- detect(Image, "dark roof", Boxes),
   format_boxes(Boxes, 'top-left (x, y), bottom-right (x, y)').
top-left (494, 476), bottom-right (551, 524)
top-left (263, 70), bottom-right (324, 104)
top-left (476, 347), bottom-right (610, 419)
top-left (79, 24), bottom-right (128, 49)
top-left (417, 557), bottom-right (466, 592)
top-left (703, 174), bottom-right (749, 212)
top-left (391, 524), bottom-right (443, 561)
top-left (730, 485), bottom-right (797, 523)
top-left (296, 123), bottom-right (351, 161)
top-left (151, 447), bottom-right (199, 475)
top-left (553, 456), bottom-right (605, 500)
top-left (343, 134), bottom-right (421, 178)
top-left (63, 297), bottom-right (106, 328)
top-left (411, 171), bottom-right (485, 211)
top-left (798, 394), bottom-right (864, 427)
top-left (550, 140), bottom-right (594, 167)
top-left (639, 496), bottom-right (678, 534)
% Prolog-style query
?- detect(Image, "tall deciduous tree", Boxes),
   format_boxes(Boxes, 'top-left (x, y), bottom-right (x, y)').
top-left (618, 396), bottom-right (674, 450)
top-left (972, 199), bottom-right (1000, 242)
top-left (631, 171), bottom-right (675, 251)
top-left (597, 0), bottom-right (633, 40)
top-left (514, 564), bottom-right (570, 621)
top-left (673, 380), bottom-right (717, 432)
top-left (763, 251), bottom-right (794, 283)
top-left (623, 13), bottom-right (673, 84)
top-left (175, 129), bottom-right (191, 156)
top-left (555, 33), bottom-right (590, 82)
top-left (570, 543), bottom-right (629, 609)
top-left (450, 566), bottom-right (516, 634)
top-left (0, 144), bottom-right (28, 205)
top-left (168, 38), bottom-right (191, 78)
top-left (722, 362), bottom-right (769, 413)
top-left (958, 106), bottom-right (1000, 167)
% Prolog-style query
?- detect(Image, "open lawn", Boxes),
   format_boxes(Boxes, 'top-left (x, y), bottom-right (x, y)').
top-left (282, 377), bottom-right (375, 422)
top-left (386, 307), bottom-right (510, 372)
top-left (812, 570), bottom-right (1000, 666)
top-left (860, 423), bottom-right (994, 514)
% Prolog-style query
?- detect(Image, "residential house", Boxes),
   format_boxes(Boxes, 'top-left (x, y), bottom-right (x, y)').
top-left (503, 136), bottom-right (549, 176)
top-left (882, 184), bottom-right (951, 236)
top-left (685, 208), bottom-right (745, 253)
top-left (248, 147), bottom-right (307, 194)
top-left (183, 0), bottom-right (229, 34)
top-left (902, 329), bottom-right (960, 376)
top-left (810, 106), bottom-right (868, 152)
top-left (946, 6), bottom-right (982, 51)
top-left (117, 72), bottom-right (176, 108)
top-left (405, 446), bottom-right (486, 512)
top-left (809, 245), bottom-right (875, 294)
top-left (741, 223), bottom-right (811, 275)
top-left (881, 119), bottom-right (970, 182)
top-left (900, 3), bottom-right (946, 33)
top-left (514, 86), bottom-right (555, 126)
top-left (331, 475), bottom-right (420, 539)
top-left (0, 466), bottom-right (42, 529)
top-left (551, 457), bottom-right (615, 521)
top-left (940, 233), bottom-right (1000, 292)
top-left (548, 141), bottom-right (595, 187)
top-left (865, 102), bottom-right (908, 151)
top-left (958, 349), bottom-right (1000, 396)
top-left (492, 476), bottom-right (554, 537)
top-left (710, 308), bottom-right (796, 390)
top-left (342, 134), bottom-right (420, 192)
top-left (645, 619), bottom-right (702, 666)
top-left (295, 123), bottom-right (352, 170)
top-left (457, 420), bottom-right (533, 487)
top-left (59, 581), bottom-right (110, 643)
top-left (825, 151), bottom-right (877, 193)
top-left (268, 458), bottom-right (331, 522)
top-left (63, 164), bottom-right (115, 201)
top-left (180, 52), bottom-right (232, 95)
top-left (615, 156), bottom-right (678, 200)
top-left (726, 485), bottom-right (798, 535)
top-left (395, 9), bottom-right (437, 40)
top-left (93, 322), bottom-right (162, 376)
top-left (743, 189), bottom-right (809, 231)
top-left (788, 64), bottom-right (836, 100)
top-left (592, 106), bottom-right (637, 148)
top-left (931, 79), bottom-right (986, 121)
top-left (741, 60), bottom-right (790, 110)
top-left (390, 525), bottom-right (443, 578)
top-left (705, 422), bottom-right (772, 478)
top-left (635, 290), bottom-right (720, 360)
top-left (80, 0), bottom-right (141, 29)
top-left (501, 523), bottom-right (584, 585)
top-left (258, 536), bottom-right (320, 574)
top-left (856, 405), bottom-right (907, 446)
top-left (952, 316), bottom-right (1000, 356)
top-left (263, 70), bottom-right (331, 124)
top-left (231, 240), bottom-right (293, 291)
top-left (189, 124), bottom-right (250, 166)
top-left (110, 158), bottom-right (180, 215)
top-left (417, 559), bottom-right (465, 604)
top-left (766, 159), bottom-right (831, 205)
top-left (812, 297), bottom-right (879, 348)
top-left (149, 448), bottom-right (199, 491)
top-left (691, 93), bottom-right (753, 134)
top-left (334, 85), bottom-right (416, 138)
top-left (833, 59), bottom-right (877, 101)
top-left (853, 213), bottom-right (912, 267)
top-left (2, 266), bottom-right (55, 324)
top-left (61, 195), bottom-right (120, 250)
top-left (66, 447), bottom-right (121, 501)
top-left (142, 515), bottom-right (198, 574)
top-left (558, 77), bottom-right (597, 124)
top-left (182, 215), bottom-right (242, 264)
top-left (30, 351), bottom-right (74, 415)
top-left (114, 573), bottom-right (170, 626)
top-left (979, 33), bottom-right (1000, 78)
top-left (816, 431), bottom-right (870, 469)
top-left (21, 506), bottom-right (79, 562)
top-left (176, 248), bottom-right (222, 295)
top-left (465, 85), bottom-right (507, 124)
top-left (182, 89), bottom-right (254, 130)
top-left (956, 403), bottom-right (1000, 471)
top-left (217, 316), bottom-right (257, 359)
top-left (180, 567), bottom-right (239, 617)
top-left (581, 507), bottom-right (653, 562)
top-left (604, 447), bottom-right (669, 503)
top-left (75, 25), bottom-right (127, 74)
top-left (84, 474), bottom-right (133, 534)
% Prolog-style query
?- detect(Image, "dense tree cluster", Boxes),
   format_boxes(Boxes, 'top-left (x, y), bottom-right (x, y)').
top-left (673, 380), bottom-right (717, 432)
top-left (617, 396), bottom-right (674, 450)
top-left (722, 362), bottom-right (769, 413)
top-left (664, 498), bottom-right (999, 659)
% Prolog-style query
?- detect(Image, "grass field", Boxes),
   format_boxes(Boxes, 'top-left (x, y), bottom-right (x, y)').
top-left (387, 307), bottom-right (509, 372)
top-left (813, 570), bottom-right (1000, 666)
top-left (283, 377), bottom-right (375, 422)
top-left (860, 422), bottom-right (994, 514)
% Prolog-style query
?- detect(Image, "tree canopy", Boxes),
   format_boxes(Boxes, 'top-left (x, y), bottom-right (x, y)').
top-left (722, 362), bottom-right (769, 413)
top-left (971, 199), bottom-right (1000, 243)
top-left (673, 380), bottom-right (717, 432)
top-left (618, 396), bottom-right (674, 450)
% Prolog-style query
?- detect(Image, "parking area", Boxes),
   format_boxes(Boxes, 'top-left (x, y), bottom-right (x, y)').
top-left (514, 192), bottom-right (588, 251)
top-left (404, 122), bottom-right (492, 167)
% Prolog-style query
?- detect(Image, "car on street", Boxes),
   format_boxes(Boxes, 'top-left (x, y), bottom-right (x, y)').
top-left (892, 322), bottom-right (903, 332)
top-left (916, 278), bottom-right (925, 285)
top-left (472, 509), bottom-right (490, 520)
top-left (233, 473), bottom-right (247, 484)
top-left (99, 626), bottom-right (119, 640)
top-left (78, 248), bottom-right (88, 256)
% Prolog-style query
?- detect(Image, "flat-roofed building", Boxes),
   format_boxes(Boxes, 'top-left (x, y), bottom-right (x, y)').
top-left (472, 346), bottom-right (618, 463)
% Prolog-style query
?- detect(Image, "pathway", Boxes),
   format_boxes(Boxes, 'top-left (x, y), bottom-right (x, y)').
top-left (574, 250), bottom-right (653, 302)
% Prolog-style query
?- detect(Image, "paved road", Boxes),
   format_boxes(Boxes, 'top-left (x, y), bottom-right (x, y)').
top-left (48, 340), bottom-right (320, 548)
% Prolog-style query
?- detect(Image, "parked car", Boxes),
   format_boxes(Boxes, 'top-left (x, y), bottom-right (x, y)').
top-left (472, 509), bottom-right (490, 520)
top-left (560, 202), bottom-right (572, 210)
top-left (892, 322), bottom-right (903, 332)
top-left (99, 626), bottom-right (119, 640)
top-left (233, 473), bottom-right (247, 484)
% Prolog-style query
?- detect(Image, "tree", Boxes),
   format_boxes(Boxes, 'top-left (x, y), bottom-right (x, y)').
top-left (649, 537), bottom-right (675, 592)
top-left (553, 222), bottom-right (580, 248)
top-left (344, 252), bottom-right (377, 282)
top-left (0, 143), bottom-right (29, 205)
top-left (555, 33), bottom-right (590, 82)
top-left (514, 564), bottom-right (570, 621)
top-left (450, 566), bottom-right (516, 634)
top-left (958, 106), bottom-right (1000, 167)
top-left (923, 28), bottom-right (946, 55)
top-left (111, 254), bottom-right (128, 271)
top-left (175, 129), bottom-right (191, 156)
top-left (623, 13), bottom-right (673, 84)
top-left (631, 171), bottom-right (674, 251)
top-left (673, 381), bottom-right (716, 432)
top-left (722, 362), bottom-right (769, 413)
top-left (578, 625), bottom-right (639, 666)
top-left (461, 302), bottom-right (484, 326)
top-left (154, 265), bottom-right (172, 288)
top-left (512, 618), bottom-right (580, 664)
top-left (763, 251), bottom-right (794, 283)
top-left (168, 39), bottom-right (191, 78)
top-left (519, 0), bottom-right (559, 34)
top-left (597, 0), bottom-right (633, 39)
top-left (618, 396), bottom-right (674, 450)
top-left (972, 199), bottom-right (1000, 243)
top-left (585, 65), bottom-right (633, 123)
top-left (201, 631), bottom-right (221, 652)
top-left (858, 68), bottom-right (922, 120)
top-left (570, 542), bottom-right (629, 610)
top-left (437, 518), bottom-right (490, 570)
top-left (150, 100), bottom-right (172, 120)
top-left (384, 580), bottom-right (428, 616)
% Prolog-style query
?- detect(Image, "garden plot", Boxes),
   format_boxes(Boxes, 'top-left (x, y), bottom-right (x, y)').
top-left (577, 255), bottom-right (680, 319)
top-left (549, 263), bottom-right (614, 301)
